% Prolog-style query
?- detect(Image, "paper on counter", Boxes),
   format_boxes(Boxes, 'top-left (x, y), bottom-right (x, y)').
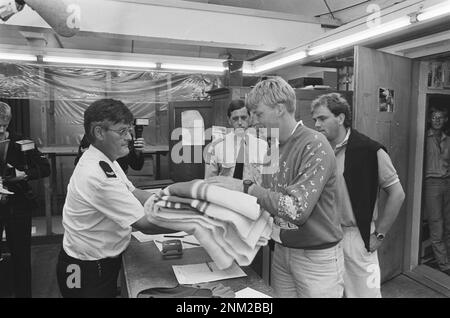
top-left (172, 262), bottom-right (246, 285)
top-left (235, 287), bottom-right (272, 298)
top-left (132, 231), bottom-right (187, 242)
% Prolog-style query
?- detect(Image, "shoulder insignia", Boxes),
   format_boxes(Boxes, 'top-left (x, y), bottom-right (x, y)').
top-left (99, 161), bottom-right (117, 178)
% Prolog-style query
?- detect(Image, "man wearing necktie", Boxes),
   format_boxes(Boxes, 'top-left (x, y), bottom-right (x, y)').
top-left (205, 100), bottom-right (268, 184)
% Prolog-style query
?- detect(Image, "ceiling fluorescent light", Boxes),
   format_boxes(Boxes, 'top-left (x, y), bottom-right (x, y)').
top-left (309, 17), bottom-right (411, 56)
top-left (43, 56), bottom-right (156, 69)
top-left (243, 63), bottom-right (255, 74)
top-left (0, 52), bottom-right (36, 62)
top-left (161, 63), bottom-right (225, 73)
top-left (249, 51), bottom-right (307, 74)
top-left (417, 0), bottom-right (450, 21)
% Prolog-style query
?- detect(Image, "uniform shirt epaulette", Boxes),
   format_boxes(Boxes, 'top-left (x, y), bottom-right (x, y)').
top-left (99, 161), bottom-right (117, 178)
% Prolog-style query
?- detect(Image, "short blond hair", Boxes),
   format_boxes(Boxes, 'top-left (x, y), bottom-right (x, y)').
top-left (0, 102), bottom-right (12, 122)
top-left (246, 76), bottom-right (296, 114)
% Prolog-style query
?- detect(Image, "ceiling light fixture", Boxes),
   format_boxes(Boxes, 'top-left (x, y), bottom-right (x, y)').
top-left (42, 56), bottom-right (157, 69)
top-left (161, 63), bottom-right (225, 73)
top-left (245, 1), bottom-right (450, 74)
top-left (42, 56), bottom-right (225, 73)
top-left (417, 0), bottom-right (450, 21)
top-left (0, 52), bottom-right (37, 62)
top-left (308, 16), bottom-right (411, 56)
top-left (245, 51), bottom-right (307, 74)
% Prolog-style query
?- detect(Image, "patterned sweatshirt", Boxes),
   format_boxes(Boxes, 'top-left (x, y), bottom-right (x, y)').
top-left (252, 123), bottom-right (343, 249)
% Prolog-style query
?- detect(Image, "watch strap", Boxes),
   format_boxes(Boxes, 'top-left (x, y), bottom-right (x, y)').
top-left (243, 180), bottom-right (253, 194)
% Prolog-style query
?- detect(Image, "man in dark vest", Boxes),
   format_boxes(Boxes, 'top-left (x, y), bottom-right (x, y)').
top-left (311, 93), bottom-right (405, 298)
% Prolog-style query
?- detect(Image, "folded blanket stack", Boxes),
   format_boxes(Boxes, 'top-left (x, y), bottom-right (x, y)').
top-left (144, 179), bottom-right (273, 270)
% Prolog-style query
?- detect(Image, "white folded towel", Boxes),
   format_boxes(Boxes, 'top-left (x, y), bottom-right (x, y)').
top-left (163, 180), bottom-right (261, 220)
top-left (144, 194), bottom-right (273, 270)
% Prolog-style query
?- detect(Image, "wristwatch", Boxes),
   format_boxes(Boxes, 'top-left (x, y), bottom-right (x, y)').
top-left (243, 179), bottom-right (254, 194)
top-left (373, 231), bottom-right (385, 241)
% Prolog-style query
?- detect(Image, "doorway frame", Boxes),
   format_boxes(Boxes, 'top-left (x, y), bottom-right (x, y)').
top-left (403, 60), bottom-right (450, 296)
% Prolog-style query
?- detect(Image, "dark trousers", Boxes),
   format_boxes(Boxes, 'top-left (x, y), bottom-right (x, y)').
top-left (56, 247), bottom-right (122, 298)
top-left (0, 206), bottom-right (32, 298)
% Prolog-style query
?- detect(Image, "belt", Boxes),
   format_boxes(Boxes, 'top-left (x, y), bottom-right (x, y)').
top-left (277, 240), bottom-right (339, 250)
top-left (60, 247), bottom-right (121, 264)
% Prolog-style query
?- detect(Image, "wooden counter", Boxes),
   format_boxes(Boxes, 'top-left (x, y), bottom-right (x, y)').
top-left (121, 239), bottom-right (276, 298)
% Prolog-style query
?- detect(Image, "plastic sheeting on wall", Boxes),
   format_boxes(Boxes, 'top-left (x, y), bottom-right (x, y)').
top-left (0, 62), bottom-right (222, 146)
top-left (0, 63), bottom-right (220, 102)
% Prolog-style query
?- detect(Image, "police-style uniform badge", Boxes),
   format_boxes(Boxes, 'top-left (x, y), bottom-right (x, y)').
top-left (99, 161), bottom-right (117, 178)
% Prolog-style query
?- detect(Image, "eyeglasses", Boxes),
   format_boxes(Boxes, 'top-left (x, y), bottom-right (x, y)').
top-left (107, 126), bottom-right (133, 137)
top-left (431, 116), bottom-right (446, 121)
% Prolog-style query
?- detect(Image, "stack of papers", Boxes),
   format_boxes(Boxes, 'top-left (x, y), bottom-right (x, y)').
top-left (235, 287), bottom-right (272, 298)
top-left (172, 262), bottom-right (246, 284)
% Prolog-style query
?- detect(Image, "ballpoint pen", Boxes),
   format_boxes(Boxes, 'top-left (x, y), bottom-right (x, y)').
top-left (205, 262), bottom-right (214, 272)
top-left (182, 241), bottom-right (200, 247)
top-left (164, 235), bottom-right (186, 238)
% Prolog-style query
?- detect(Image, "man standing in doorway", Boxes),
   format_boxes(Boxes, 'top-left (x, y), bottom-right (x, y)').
top-left (424, 107), bottom-right (450, 275)
top-left (311, 93), bottom-right (405, 297)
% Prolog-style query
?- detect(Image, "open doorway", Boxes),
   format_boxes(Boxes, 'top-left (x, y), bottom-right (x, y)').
top-left (419, 93), bottom-right (450, 275)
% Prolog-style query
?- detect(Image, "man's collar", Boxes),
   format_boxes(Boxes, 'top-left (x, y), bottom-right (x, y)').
top-left (291, 121), bottom-right (303, 135)
top-left (335, 128), bottom-right (351, 149)
top-left (226, 129), bottom-right (261, 143)
top-left (89, 144), bottom-right (115, 164)
top-left (427, 129), bottom-right (448, 139)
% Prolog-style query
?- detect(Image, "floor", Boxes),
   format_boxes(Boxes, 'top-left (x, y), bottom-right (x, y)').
top-left (30, 243), bottom-right (61, 298)
top-left (381, 274), bottom-right (446, 298)
top-left (0, 242), bottom-right (447, 298)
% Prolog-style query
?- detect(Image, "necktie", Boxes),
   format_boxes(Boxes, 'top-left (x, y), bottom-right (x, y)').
top-left (233, 139), bottom-right (244, 179)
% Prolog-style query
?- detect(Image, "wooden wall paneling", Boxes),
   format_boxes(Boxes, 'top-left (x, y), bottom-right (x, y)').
top-left (354, 46), bottom-right (412, 282)
top-left (404, 60), bottom-right (426, 271)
